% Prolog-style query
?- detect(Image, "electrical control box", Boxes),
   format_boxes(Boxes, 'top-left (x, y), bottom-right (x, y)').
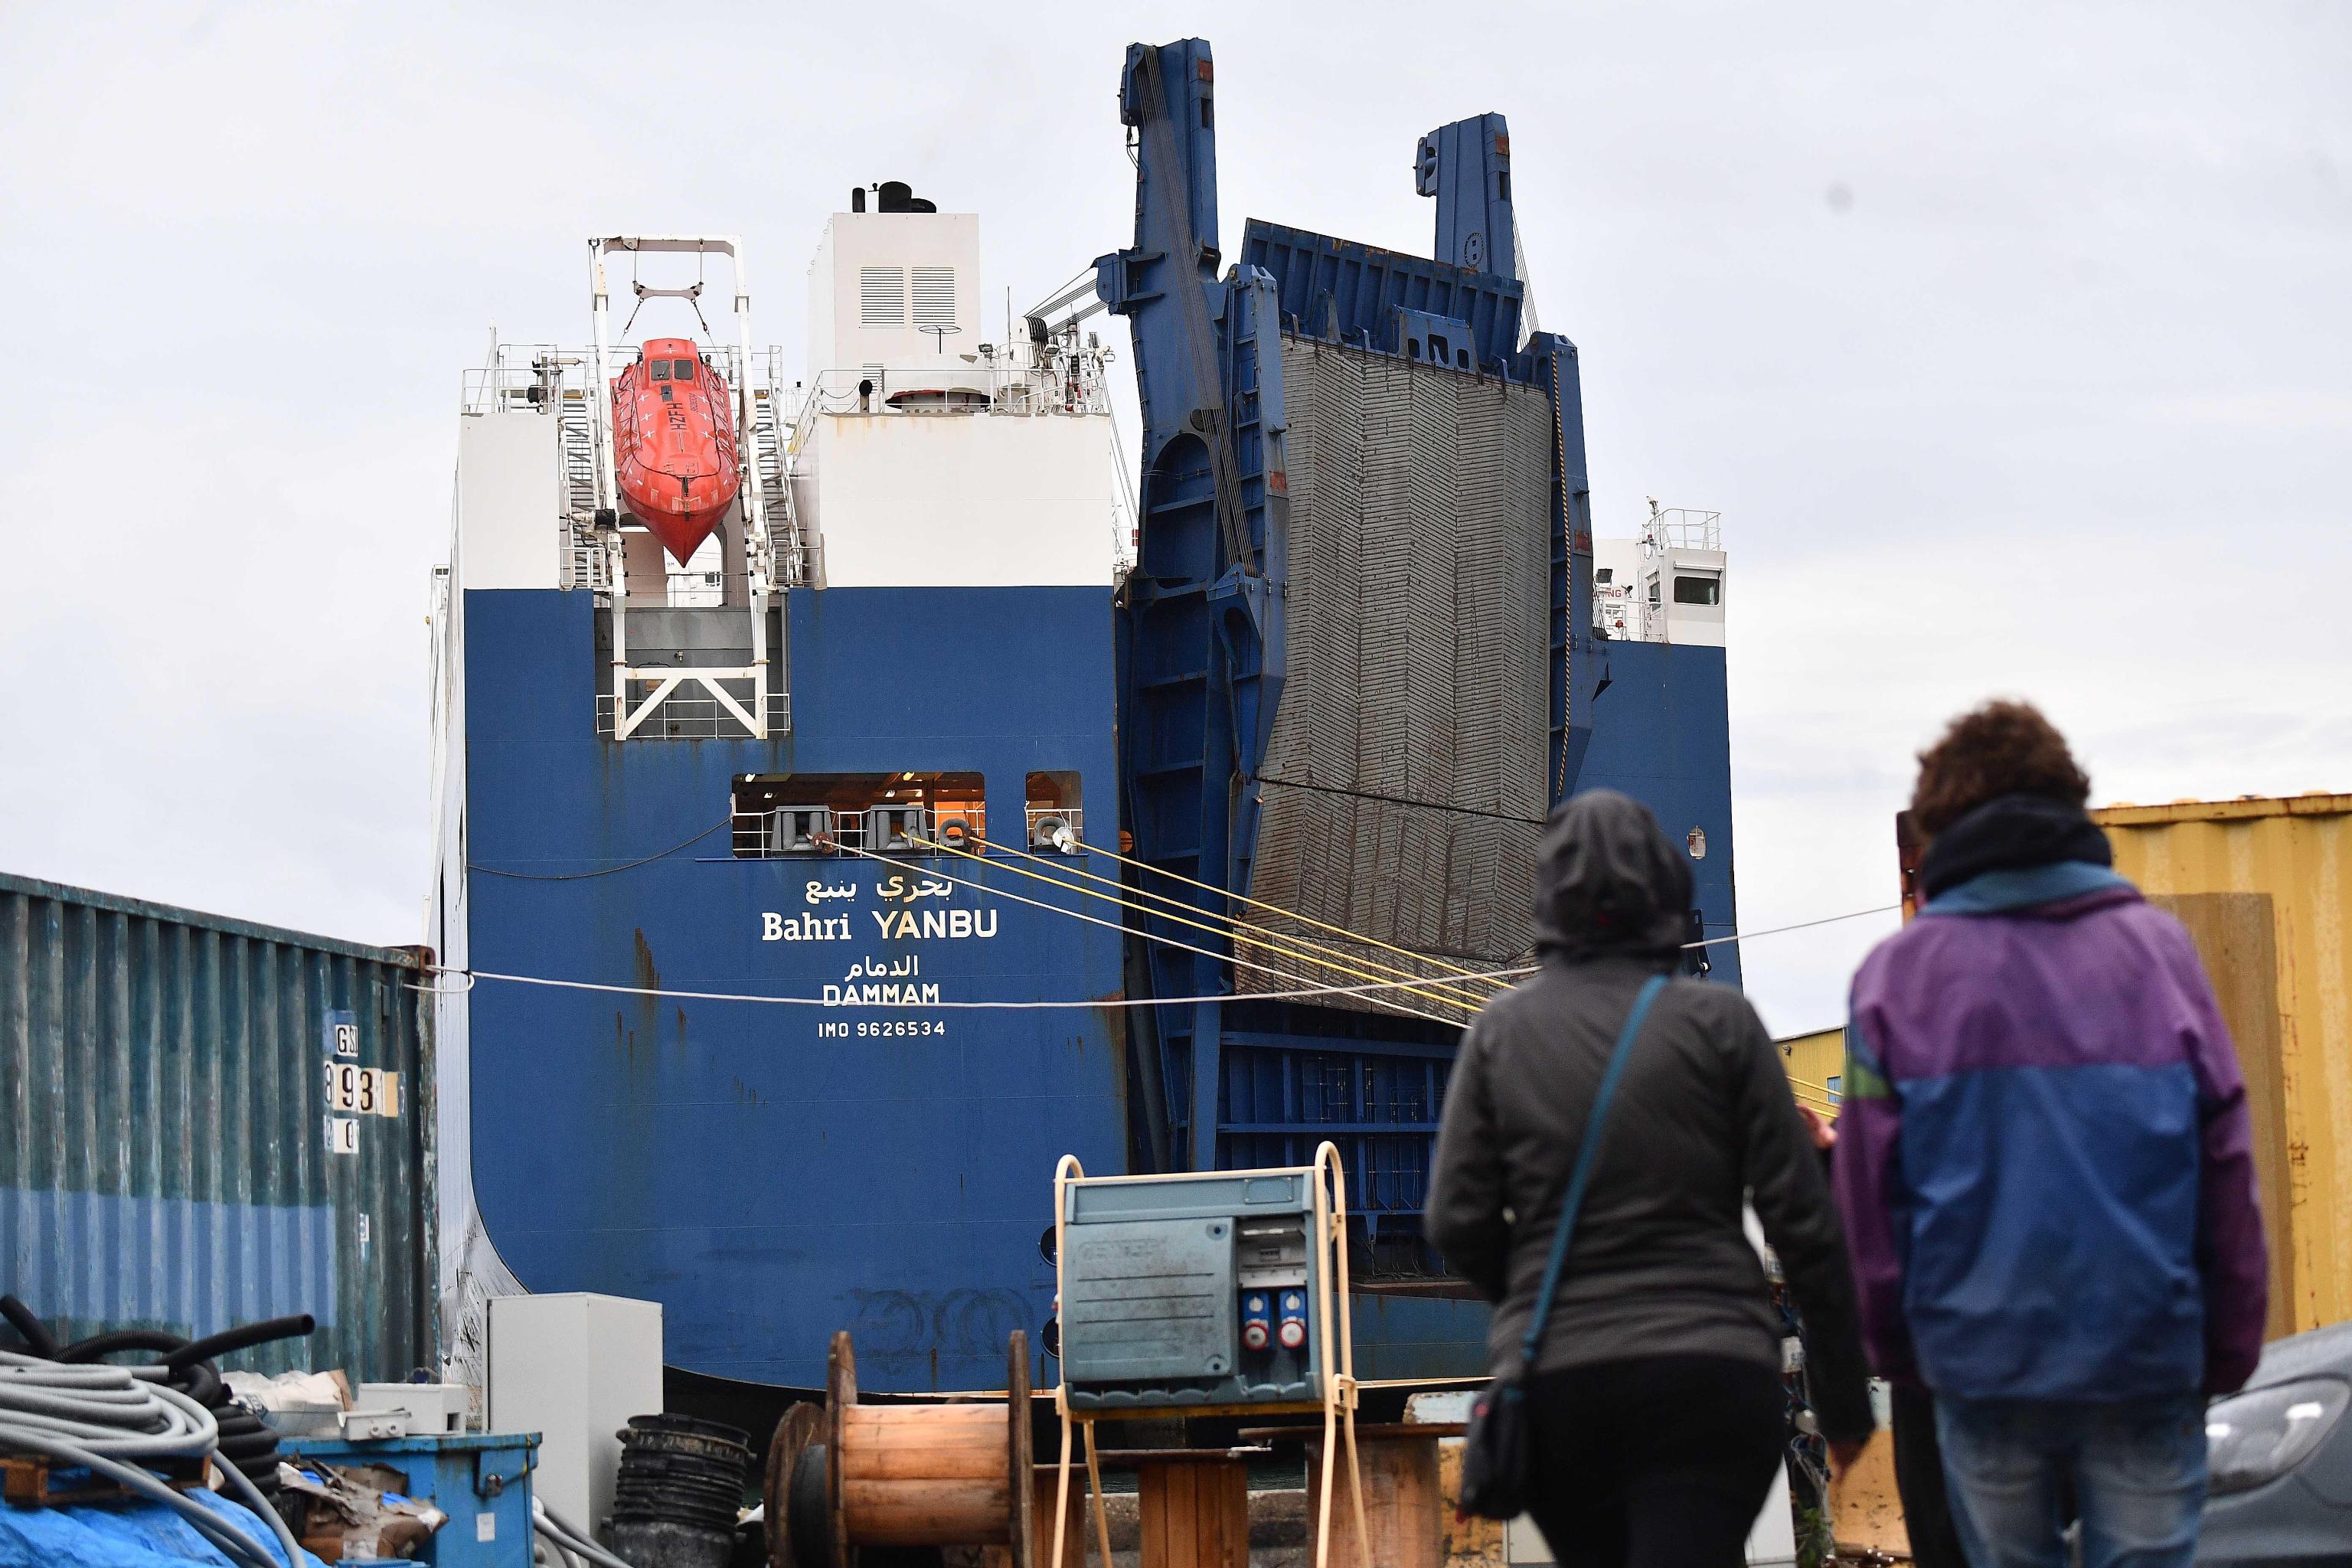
top-left (351, 1381), bottom-right (472, 1437)
top-left (1057, 1167), bottom-right (1331, 1411)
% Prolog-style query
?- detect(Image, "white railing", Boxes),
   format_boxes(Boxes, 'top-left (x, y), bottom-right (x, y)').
top-left (462, 342), bottom-right (774, 416)
top-left (1024, 805), bottom-right (1084, 853)
top-left (596, 683), bottom-right (786, 741)
top-left (1642, 504), bottom-right (1722, 554)
top-left (724, 805), bottom-right (1076, 858)
top-left (729, 805), bottom-right (985, 858)
top-left (462, 342), bottom-right (575, 416)
top-left (789, 353), bottom-right (1113, 456)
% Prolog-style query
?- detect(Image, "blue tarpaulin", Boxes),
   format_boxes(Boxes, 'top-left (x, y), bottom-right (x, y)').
top-left (0, 1489), bottom-right (326, 1568)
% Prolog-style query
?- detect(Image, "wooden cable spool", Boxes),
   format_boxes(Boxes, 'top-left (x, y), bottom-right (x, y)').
top-left (767, 1329), bottom-right (1035, 1568)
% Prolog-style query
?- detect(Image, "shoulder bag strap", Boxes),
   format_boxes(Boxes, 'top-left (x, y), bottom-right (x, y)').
top-left (1516, 972), bottom-right (1669, 1370)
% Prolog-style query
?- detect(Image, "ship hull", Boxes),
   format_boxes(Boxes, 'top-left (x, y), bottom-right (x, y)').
top-left (452, 595), bottom-right (1737, 1393)
top-left (460, 585), bottom-right (1127, 1392)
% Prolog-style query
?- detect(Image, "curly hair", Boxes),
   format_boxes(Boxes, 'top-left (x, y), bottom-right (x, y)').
top-left (1910, 700), bottom-right (2091, 836)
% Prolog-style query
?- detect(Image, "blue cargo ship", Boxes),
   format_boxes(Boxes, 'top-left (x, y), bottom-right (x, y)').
top-left (426, 39), bottom-right (1739, 1399)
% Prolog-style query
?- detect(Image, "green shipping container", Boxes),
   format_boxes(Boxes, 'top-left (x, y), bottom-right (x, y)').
top-left (0, 871), bottom-right (436, 1379)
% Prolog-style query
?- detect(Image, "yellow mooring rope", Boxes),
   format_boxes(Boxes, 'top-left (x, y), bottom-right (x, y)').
top-left (821, 838), bottom-right (1471, 1029)
top-left (971, 831), bottom-right (1514, 995)
top-left (912, 833), bottom-right (1489, 1017)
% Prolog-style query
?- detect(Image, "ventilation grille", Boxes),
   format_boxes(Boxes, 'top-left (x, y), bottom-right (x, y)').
top-left (859, 267), bottom-right (905, 327)
top-left (912, 266), bottom-right (956, 331)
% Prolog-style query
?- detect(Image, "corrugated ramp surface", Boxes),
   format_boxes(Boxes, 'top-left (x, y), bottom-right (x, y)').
top-left (1243, 339), bottom-right (1551, 1016)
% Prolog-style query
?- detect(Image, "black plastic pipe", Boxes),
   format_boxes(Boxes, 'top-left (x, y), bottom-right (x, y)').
top-left (0, 1296), bottom-right (59, 1358)
top-left (165, 1314), bottom-right (315, 1368)
top-left (56, 1329), bottom-right (191, 1364)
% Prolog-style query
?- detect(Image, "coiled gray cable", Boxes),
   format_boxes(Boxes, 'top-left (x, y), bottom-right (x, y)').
top-left (533, 1494), bottom-right (641, 1568)
top-left (0, 1351), bottom-right (309, 1566)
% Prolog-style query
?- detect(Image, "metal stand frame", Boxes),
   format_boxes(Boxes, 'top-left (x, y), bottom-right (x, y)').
top-left (588, 234), bottom-right (782, 739)
top-left (1047, 1143), bottom-right (1370, 1568)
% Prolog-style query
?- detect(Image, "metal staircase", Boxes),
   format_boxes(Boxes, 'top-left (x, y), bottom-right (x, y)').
top-left (749, 380), bottom-right (808, 587)
top-left (557, 388), bottom-right (609, 591)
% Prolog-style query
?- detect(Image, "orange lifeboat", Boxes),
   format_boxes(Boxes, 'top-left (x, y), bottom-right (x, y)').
top-left (612, 337), bottom-right (742, 564)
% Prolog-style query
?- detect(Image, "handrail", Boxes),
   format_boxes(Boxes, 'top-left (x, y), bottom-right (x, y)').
top-left (459, 341), bottom-right (777, 416)
top-left (789, 360), bottom-right (1112, 444)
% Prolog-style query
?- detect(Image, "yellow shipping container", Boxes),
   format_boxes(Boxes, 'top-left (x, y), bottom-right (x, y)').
top-left (1778, 1027), bottom-right (1847, 1119)
top-left (2094, 792), bottom-right (2351, 1339)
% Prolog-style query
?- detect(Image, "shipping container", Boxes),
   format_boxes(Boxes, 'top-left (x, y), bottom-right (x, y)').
top-left (0, 871), bottom-right (435, 1379)
top-left (1777, 1027), bottom-right (1846, 1119)
top-left (2094, 792), bottom-right (2351, 1340)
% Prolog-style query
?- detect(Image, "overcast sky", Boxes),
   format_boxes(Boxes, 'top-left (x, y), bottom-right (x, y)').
top-left (2, 2), bottom-right (2345, 1035)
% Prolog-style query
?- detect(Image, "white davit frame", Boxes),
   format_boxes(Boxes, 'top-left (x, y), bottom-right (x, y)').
top-left (588, 234), bottom-right (786, 740)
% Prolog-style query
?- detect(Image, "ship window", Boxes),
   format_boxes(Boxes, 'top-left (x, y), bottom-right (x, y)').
top-left (649, 360), bottom-right (671, 381)
top-left (860, 266), bottom-right (906, 327)
top-left (1025, 772), bottom-right (1083, 854)
top-left (1595, 567), bottom-right (1613, 584)
top-left (672, 358), bottom-right (697, 381)
top-left (1673, 574), bottom-right (1720, 606)
top-left (732, 772), bottom-right (986, 858)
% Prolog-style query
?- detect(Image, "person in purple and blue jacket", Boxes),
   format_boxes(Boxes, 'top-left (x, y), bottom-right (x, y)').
top-left (1833, 700), bottom-right (2269, 1568)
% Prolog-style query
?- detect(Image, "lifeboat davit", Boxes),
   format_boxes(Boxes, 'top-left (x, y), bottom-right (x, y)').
top-left (612, 337), bottom-right (742, 564)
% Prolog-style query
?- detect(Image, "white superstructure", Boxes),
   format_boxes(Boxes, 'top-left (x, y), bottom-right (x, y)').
top-left (1593, 536), bottom-right (1642, 640)
top-left (439, 194), bottom-right (1131, 730)
top-left (1593, 501), bottom-right (1727, 648)
top-left (791, 185), bottom-right (1126, 590)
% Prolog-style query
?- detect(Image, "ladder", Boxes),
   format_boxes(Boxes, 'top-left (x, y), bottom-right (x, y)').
top-left (557, 388), bottom-right (609, 592)
top-left (750, 382), bottom-right (808, 586)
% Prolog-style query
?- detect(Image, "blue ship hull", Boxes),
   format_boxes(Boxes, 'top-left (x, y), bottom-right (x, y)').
top-left (463, 585), bottom-right (1129, 1391)
top-left (1586, 639), bottom-right (1743, 977)
top-left (458, 589), bottom-right (1736, 1391)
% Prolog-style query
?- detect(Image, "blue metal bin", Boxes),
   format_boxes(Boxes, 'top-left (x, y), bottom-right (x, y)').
top-left (279, 1432), bottom-right (537, 1568)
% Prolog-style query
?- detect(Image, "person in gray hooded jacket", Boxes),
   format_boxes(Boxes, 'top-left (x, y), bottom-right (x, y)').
top-left (1426, 789), bottom-right (1874, 1568)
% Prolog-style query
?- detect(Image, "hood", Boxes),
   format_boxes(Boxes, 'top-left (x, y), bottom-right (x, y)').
top-left (1534, 789), bottom-right (1693, 963)
top-left (1919, 792), bottom-right (2112, 899)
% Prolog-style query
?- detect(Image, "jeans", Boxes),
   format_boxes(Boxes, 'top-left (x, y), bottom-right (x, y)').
top-left (1934, 1393), bottom-right (2207, 1568)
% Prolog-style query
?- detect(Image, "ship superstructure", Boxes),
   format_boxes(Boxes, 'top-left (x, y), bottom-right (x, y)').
top-left (1595, 502), bottom-right (1728, 648)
